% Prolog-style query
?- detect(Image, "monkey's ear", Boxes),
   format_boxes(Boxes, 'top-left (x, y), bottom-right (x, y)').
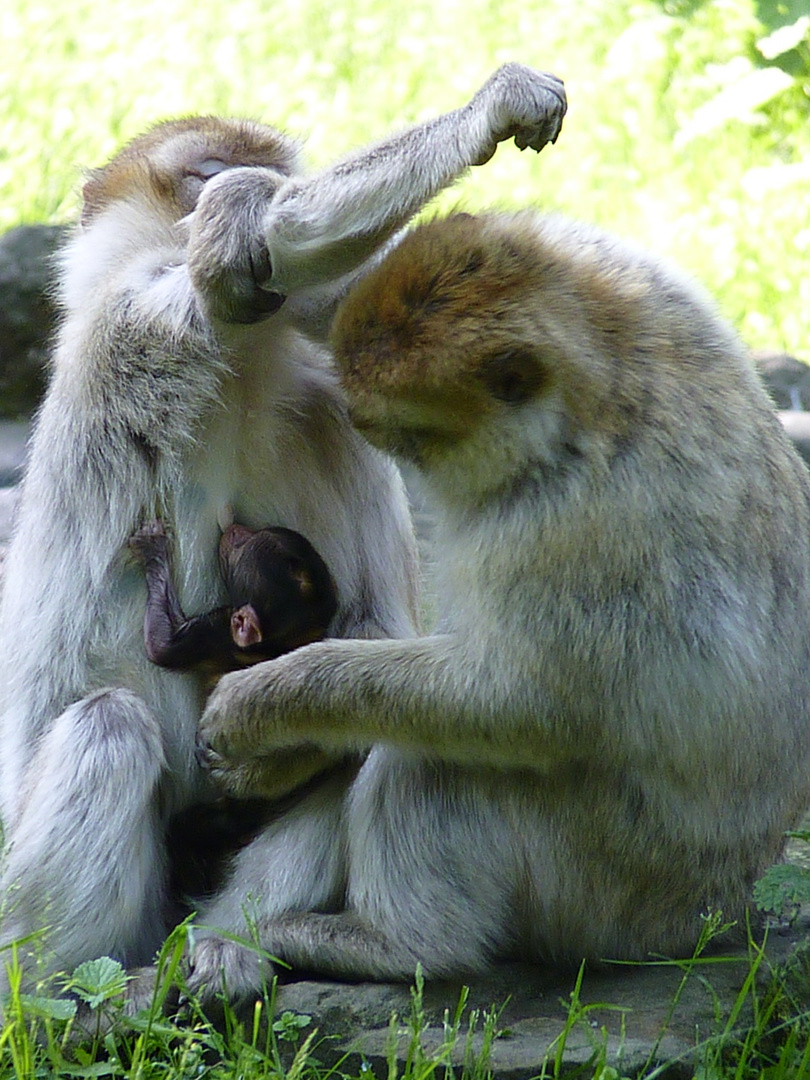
top-left (477, 348), bottom-right (547, 405)
top-left (230, 604), bottom-right (263, 648)
top-left (289, 562), bottom-right (315, 597)
top-left (81, 171), bottom-right (106, 226)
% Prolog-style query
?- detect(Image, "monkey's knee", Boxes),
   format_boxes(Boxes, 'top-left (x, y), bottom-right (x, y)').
top-left (66, 687), bottom-right (165, 762)
top-left (0, 689), bottom-right (169, 975)
top-left (28, 688), bottom-right (166, 806)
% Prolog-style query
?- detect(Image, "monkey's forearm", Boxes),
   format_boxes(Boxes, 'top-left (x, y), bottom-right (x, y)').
top-left (263, 65), bottom-right (565, 292)
top-left (199, 635), bottom-right (557, 770)
top-left (145, 600), bottom-right (233, 671)
top-left (187, 65), bottom-right (565, 326)
top-left (131, 522), bottom-right (232, 670)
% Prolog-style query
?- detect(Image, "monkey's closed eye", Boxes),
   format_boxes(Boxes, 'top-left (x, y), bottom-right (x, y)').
top-left (177, 160), bottom-right (231, 213)
top-left (189, 159), bottom-right (230, 182)
top-left (477, 349), bottom-right (547, 405)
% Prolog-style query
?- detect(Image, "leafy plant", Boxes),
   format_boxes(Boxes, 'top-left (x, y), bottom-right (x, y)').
top-left (753, 830), bottom-right (810, 924)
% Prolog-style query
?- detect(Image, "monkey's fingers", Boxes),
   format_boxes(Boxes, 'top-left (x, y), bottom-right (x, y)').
top-left (189, 167), bottom-right (289, 324)
top-left (128, 519), bottom-right (169, 562)
top-left (479, 64), bottom-right (567, 160)
top-left (198, 740), bottom-right (255, 797)
top-left (511, 75), bottom-right (566, 152)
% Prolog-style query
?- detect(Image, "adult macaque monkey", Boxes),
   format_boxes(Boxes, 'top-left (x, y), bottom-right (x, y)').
top-left (192, 211), bottom-right (810, 1001)
top-left (0, 67), bottom-right (566, 995)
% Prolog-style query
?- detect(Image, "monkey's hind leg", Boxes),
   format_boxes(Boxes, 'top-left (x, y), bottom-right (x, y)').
top-left (186, 752), bottom-right (519, 1005)
top-left (0, 689), bottom-right (168, 995)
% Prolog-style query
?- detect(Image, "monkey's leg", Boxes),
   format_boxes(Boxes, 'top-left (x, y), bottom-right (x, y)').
top-left (0, 689), bottom-right (168, 994)
top-left (187, 751), bottom-right (518, 1002)
top-left (187, 764), bottom-right (354, 1006)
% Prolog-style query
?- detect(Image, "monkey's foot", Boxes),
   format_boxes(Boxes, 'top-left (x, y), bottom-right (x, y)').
top-left (185, 934), bottom-right (272, 1012)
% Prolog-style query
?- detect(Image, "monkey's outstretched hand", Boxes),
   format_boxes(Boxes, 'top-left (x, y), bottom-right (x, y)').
top-left (200, 737), bottom-right (337, 801)
top-left (469, 63), bottom-right (566, 165)
top-left (197, 648), bottom-right (326, 767)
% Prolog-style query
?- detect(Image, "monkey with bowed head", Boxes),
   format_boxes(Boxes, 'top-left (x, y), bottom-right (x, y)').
top-left (191, 210), bottom-right (810, 1001)
top-left (0, 67), bottom-right (566, 999)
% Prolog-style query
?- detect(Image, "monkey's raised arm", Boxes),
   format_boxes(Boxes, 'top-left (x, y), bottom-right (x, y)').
top-left (187, 64), bottom-right (566, 330)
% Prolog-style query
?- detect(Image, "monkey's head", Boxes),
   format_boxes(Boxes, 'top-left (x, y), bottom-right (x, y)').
top-left (332, 211), bottom-right (736, 497)
top-left (219, 524), bottom-right (338, 658)
top-left (81, 116), bottom-right (302, 226)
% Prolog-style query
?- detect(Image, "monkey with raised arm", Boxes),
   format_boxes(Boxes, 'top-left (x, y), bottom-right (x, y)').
top-left (0, 68), bottom-right (565, 999)
top-left (192, 210), bottom-right (810, 1001)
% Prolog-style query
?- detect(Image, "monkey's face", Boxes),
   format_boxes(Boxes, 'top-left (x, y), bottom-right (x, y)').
top-left (219, 524), bottom-right (338, 655)
top-left (332, 214), bottom-right (559, 472)
top-left (82, 116), bottom-right (302, 224)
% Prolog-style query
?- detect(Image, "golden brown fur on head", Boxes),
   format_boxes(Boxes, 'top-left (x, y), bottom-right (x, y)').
top-left (331, 210), bottom-right (754, 476)
top-left (81, 116), bottom-right (302, 225)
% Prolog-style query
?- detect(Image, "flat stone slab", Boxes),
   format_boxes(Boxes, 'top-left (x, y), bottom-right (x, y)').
top-left (272, 922), bottom-right (808, 1078)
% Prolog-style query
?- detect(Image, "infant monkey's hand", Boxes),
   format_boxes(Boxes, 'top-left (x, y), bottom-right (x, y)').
top-left (128, 519), bottom-right (169, 565)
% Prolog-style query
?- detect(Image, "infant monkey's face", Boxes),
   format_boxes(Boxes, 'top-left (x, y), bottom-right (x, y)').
top-left (219, 524), bottom-right (338, 654)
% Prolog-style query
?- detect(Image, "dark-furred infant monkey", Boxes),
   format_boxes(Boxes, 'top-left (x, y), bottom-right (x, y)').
top-left (129, 518), bottom-right (338, 681)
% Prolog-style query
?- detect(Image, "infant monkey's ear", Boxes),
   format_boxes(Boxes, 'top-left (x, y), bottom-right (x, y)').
top-left (230, 604), bottom-right (263, 648)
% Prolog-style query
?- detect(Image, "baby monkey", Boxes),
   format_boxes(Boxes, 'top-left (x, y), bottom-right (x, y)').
top-left (130, 518), bottom-right (340, 904)
top-left (129, 519), bottom-right (338, 680)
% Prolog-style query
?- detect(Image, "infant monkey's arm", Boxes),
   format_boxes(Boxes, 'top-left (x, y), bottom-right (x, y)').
top-left (129, 519), bottom-right (338, 678)
top-left (129, 520), bottom-right (234, 672)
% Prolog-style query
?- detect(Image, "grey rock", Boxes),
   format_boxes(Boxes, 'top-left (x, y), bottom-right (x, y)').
top-left (779, 410), bottom-right (810, 467)
top-left (0, 420), bottom-right (30, 487)
top-left (0, 224), bottom-right (67, 418)
top-left (270, 922), bottom-right (808, 1078)
top-left (0, 487), bottom-right (19, 545)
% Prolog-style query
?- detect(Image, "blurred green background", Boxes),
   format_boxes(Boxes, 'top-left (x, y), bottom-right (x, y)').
top-left (1, 0), bottom-right (807, 353)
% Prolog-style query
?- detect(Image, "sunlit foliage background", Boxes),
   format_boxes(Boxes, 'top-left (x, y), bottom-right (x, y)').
top-left (0, 0), bottom-right (807, 353)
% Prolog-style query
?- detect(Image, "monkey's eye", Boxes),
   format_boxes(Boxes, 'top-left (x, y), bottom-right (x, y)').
top-left (477, 349), bottom-right (547, 405)
top-left (177, 160), bottom-right (231, 213)
top-left (191, 158), bottom-right (230, 181)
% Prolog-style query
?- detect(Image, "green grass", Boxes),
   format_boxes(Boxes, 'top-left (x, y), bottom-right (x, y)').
top-left (0, 0), bottom-right (808, 354)
top-left (2, 916), bottom-right (810, 1079)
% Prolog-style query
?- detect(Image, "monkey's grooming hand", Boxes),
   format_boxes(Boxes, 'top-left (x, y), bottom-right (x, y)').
top-left (188, 167), bottom-right (288, 324)
top-left (198, 647), bottom-right (327, 764)
top-left (471, 63), bottom-right (567, 166)
top-left (200, 737), bottom-right (337, 800)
